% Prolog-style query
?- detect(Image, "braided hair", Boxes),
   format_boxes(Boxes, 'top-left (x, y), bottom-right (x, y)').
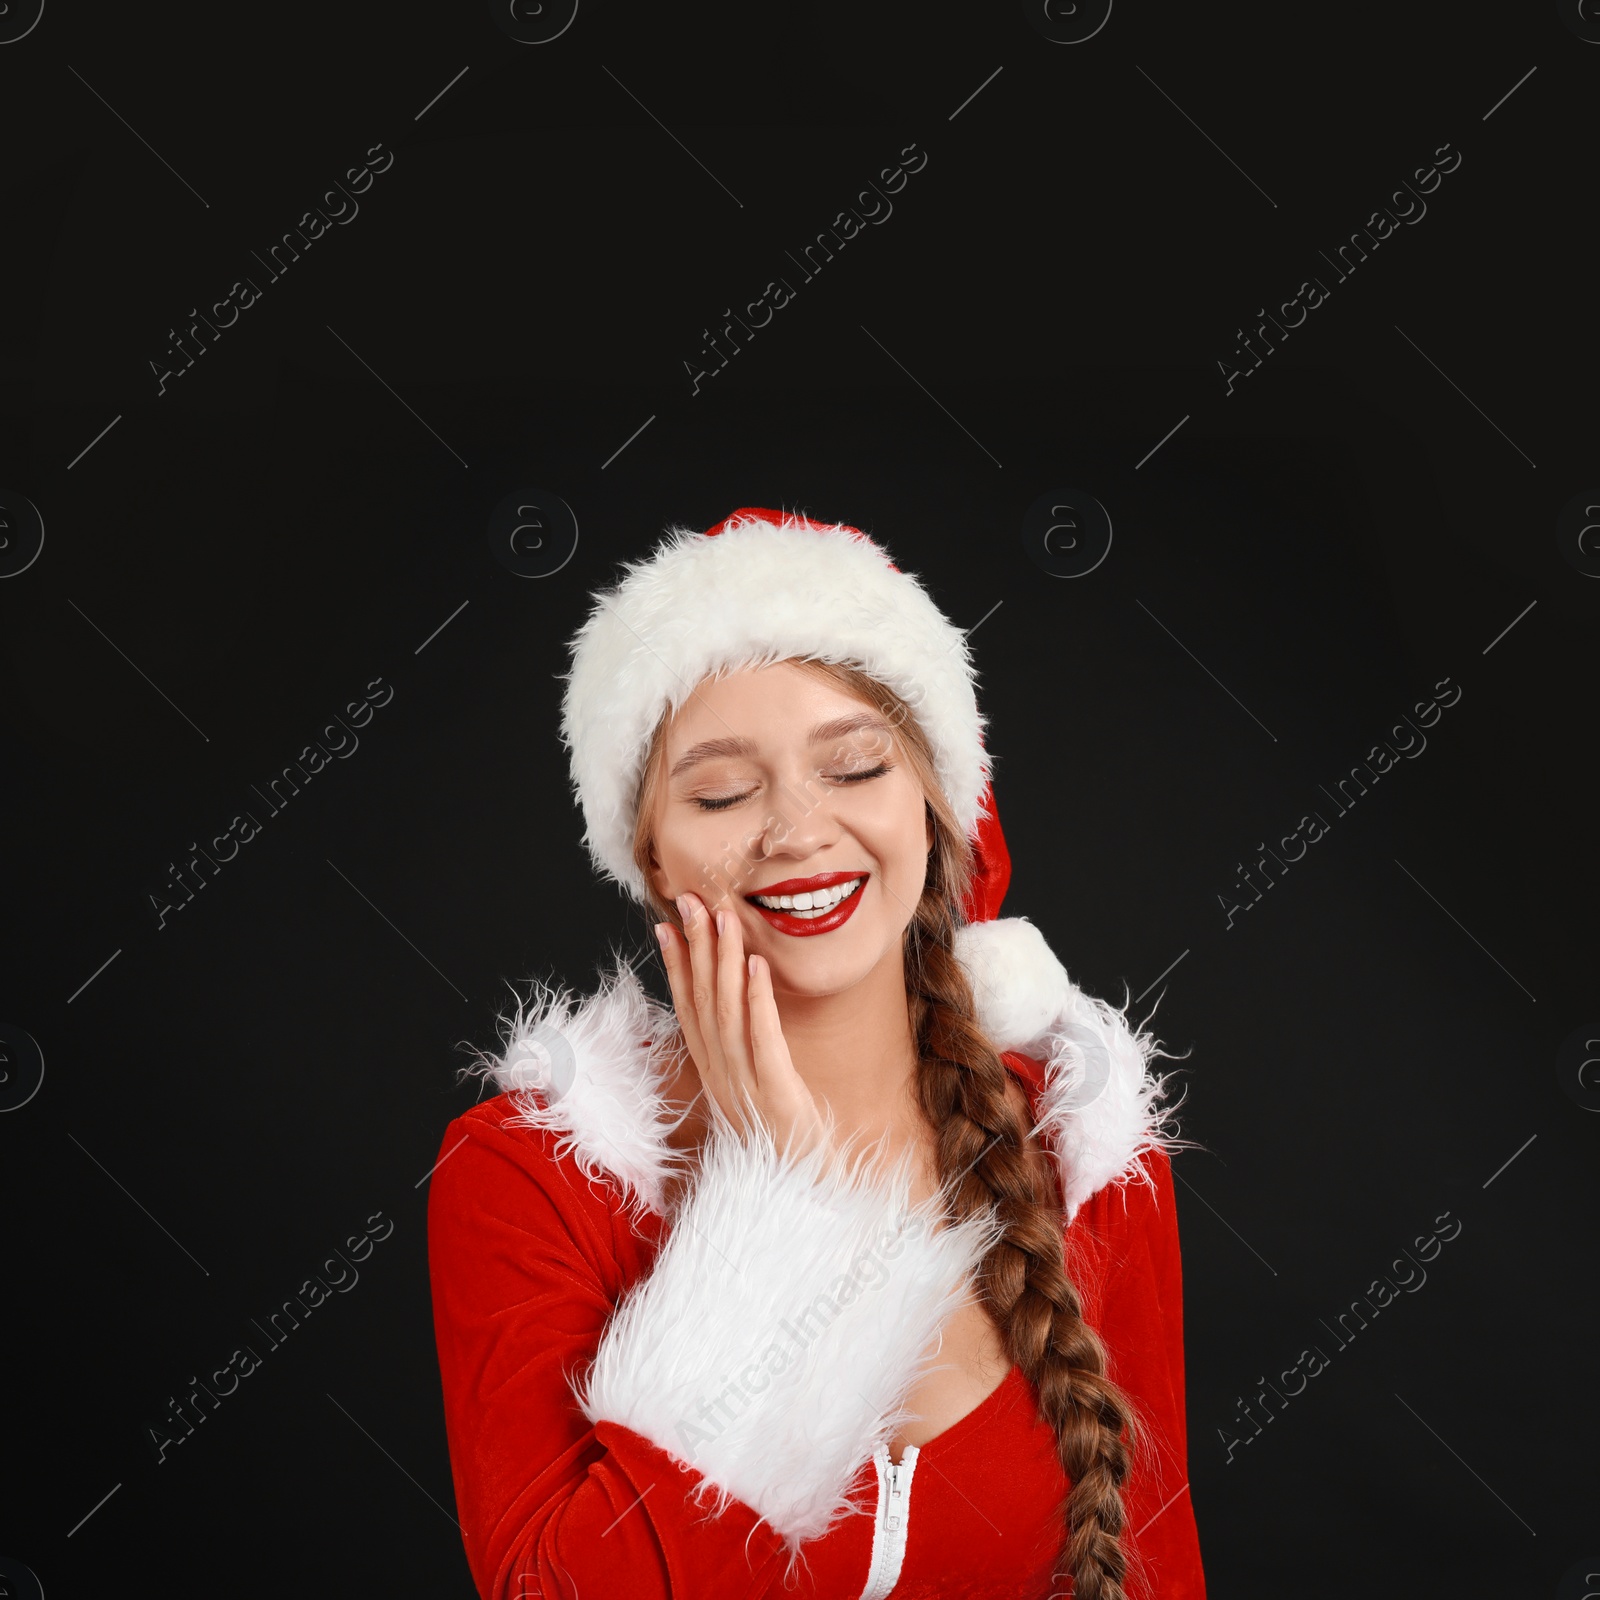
top-left (633, 656), bottom-right (1145, 1599)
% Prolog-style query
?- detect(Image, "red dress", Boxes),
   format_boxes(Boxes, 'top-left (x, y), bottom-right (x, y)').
top-left (427, 1041), bottom-right (1206, 1600)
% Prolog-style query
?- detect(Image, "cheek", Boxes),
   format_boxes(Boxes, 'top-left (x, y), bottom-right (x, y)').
top-left (663, 822), bottom-right (717, 881)
top-left (854, 784), bottom-right (930, 871)
top-left (662, 812), bottom-right (768, 892)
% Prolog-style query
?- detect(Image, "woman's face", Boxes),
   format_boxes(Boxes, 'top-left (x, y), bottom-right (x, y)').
top-left (645, 660), bottom-right (933, 998)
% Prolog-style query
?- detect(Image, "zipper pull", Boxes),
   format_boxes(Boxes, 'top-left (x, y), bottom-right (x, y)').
top-left (884, 1458), bottom-right (904, 1532)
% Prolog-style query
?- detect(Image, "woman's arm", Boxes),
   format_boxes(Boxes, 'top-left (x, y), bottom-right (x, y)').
top-left (428, 1102), bottom-right (998, 1600)
top-left (1068, 1143), bottom-right (1208, 1600)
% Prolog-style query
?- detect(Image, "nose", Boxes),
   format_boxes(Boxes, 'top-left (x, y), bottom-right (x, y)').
top-left (751, 770), bottom-right (844, 869)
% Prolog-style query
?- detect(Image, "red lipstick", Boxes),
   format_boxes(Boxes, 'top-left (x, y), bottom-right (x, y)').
top-left (744, 870), bottom-right (868, 939)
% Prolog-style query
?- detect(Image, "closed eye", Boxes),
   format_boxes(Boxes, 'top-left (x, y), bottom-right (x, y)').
top-left (691, 760), bottom-right (895, 813)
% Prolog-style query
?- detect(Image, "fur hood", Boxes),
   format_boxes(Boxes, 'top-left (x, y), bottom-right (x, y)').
top-left (472, 916), bottom-right (1186, 1225)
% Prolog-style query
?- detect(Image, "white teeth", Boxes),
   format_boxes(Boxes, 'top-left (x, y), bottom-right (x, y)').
top-left (751, 877), bottom-right (863, 916)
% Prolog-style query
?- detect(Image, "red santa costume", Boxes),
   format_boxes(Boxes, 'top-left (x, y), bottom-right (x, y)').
top-left (427, 509), bottom-right (1208, 1599)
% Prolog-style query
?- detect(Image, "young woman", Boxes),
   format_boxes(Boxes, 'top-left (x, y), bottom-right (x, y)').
top-left (428, 508), bottom-right (1207, 1599)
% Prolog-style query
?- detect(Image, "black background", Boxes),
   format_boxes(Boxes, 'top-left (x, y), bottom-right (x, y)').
top-left (2, 2), bottom-right (1596, 1596)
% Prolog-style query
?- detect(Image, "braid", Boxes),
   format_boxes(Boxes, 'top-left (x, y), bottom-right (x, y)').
top-left (632, 655), bottom-right (1148, 1596)
top-left (908, 888), bottom-right (1140, 1600)
top-left (798, 660), bottom-right (1146, 1598)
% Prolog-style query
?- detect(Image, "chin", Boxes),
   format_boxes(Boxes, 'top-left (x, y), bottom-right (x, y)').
top-left (764, 926), bottom-right (899, 997)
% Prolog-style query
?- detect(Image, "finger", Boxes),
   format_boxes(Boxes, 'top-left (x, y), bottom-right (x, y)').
top-left (677, 893), bottom-right (732, 1109)
top-left (746, 952), bottom-right (827, 1158)
top-left (672, 920), bottom-right (742, 1132)
top-left (657, 921), bottom-right (712, 1092)
top-left (744, 951), bottom-right (784, 1089)
top-left (713, 900), bottom-right (754, 1101)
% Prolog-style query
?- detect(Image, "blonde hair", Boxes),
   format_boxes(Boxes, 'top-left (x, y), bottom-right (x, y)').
top-left (631, 656), bottom-right (1144, 1599)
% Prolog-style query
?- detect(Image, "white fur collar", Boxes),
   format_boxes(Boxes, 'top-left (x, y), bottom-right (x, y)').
top-left (473, 916), bottom-right (1185, 1224)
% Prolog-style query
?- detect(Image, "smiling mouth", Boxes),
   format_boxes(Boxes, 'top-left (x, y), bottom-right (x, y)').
top-left (744, 875), bottom-right (866, 920)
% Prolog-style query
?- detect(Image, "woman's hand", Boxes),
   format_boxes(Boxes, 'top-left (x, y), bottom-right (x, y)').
top-left (656, 891), bottom-right (830, 1162)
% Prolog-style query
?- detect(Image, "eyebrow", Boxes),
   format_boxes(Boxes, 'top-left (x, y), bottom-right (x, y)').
top-left (667, 712), bottom-right (893, 780)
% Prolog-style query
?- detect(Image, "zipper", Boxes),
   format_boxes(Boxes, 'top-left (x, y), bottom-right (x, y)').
top-left (856, 1442), bottom-right (921, 1600)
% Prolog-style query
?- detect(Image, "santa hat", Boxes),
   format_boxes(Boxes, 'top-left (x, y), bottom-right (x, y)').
top-left (550, 508), bottom-right (1180, 1204)
top-left (560, 505), bottom-right (1010, 919)
top-left (460, 508), bottom-right (1189, 1561)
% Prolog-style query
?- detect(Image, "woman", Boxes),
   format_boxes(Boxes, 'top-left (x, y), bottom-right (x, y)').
top-left (428, 507), bottom-right (1207, 1599)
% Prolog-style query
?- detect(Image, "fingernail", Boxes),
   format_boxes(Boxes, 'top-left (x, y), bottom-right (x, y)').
top-left (654, 923), bottom-right (668, 948)
top-left (748, 954), bottom-right (758, 977)
top-left (715, 910), bottom-right (725, 935)
top-left (675, 894), bottom-right (692, 923)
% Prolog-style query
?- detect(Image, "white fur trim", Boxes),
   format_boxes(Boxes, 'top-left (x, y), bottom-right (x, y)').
top-left (559, 513), bottom-right (991, 904)
top-left (465, 959), bottom-right (689, 1219)
top-left (466, 923), bottom-right (1185, 1226)
top-left (575, 1120), bottom-right (1004, 1555)
top-left (956, 917), bottom-right (1187, 1221)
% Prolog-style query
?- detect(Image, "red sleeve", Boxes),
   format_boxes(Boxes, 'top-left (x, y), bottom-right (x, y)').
top-left (1067, 1143), bottom-right (1207, 1600)
top-left (426, 1107), bottom-right (791, 1600)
